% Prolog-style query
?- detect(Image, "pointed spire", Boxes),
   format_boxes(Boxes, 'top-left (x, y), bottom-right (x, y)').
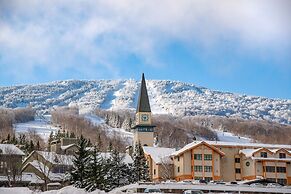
top-left (137, 73), bottom-right (151, 112)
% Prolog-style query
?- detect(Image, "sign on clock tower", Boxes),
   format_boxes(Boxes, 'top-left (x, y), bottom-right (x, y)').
top-left (132, 73), bottom-right (155, 147)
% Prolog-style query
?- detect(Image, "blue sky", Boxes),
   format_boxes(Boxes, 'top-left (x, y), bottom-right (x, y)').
top-left (0, 0), bottom-right (290, 99)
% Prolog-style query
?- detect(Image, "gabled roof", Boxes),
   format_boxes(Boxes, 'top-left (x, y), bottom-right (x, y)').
top-left (0, 144), bottom-right (25, 155)
top-left (171, 141), bottom-right (225, 157)
top-left (143, 146), bottom-right (176, 164)
top-left (136, 73), bottom-right (151, 113)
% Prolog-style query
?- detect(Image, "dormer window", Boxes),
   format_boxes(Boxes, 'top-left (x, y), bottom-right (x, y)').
top-left (279, 153), bottom-right (286, 158)
top-left (260, 152), bottom-right (267, 158)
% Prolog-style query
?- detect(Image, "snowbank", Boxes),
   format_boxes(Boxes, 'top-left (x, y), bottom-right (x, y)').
top-left (0, 186), bottom-right (105, 194)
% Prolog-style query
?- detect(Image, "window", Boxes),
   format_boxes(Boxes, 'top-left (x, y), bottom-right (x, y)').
top-left (235, 168), bottom-right (241, 173)
top-left (279, 153), bottom-right (286, 158)
top-left (177, 167), bottom-right (180, 173)
top-left (194, 154), bottom-right (202, 160)
top-left (194, 176), bottom-right (203, 180)
top-left (266, 178), bottom-right (276, 182)
top-left (277, 178), bottom-right (287, 185)
top-left (265, 166), bottom-right (275, 173)
top-left (194, 165), bottom-right (203, 172)
top-left (204, 177), bottom-right (212, 182)
top-left (260, 152), bottom-right (267, 158)
top-left (276, 167), bottom-right (286, 173)
top-left (204, 166), bottom-right (212, 172)
top-left (154, 169), bottom-right (156, 175)
top-left (204, 154), bottom-right (212, 160)
top-left (235, 158), bottom-right (240, 163)
top-left (177, 156), bottom-right (180, 162)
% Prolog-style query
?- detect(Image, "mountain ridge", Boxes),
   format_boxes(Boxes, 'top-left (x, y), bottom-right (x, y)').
top-left (0, 79), bottom-right (290, 125)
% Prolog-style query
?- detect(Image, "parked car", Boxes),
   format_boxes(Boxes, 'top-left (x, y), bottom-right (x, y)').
top-left (144, 188), bottom-right (162, 193)
top-left (199, 179), bottom-right (207, 184)
top-left (183, 190), bottom-right (204, 194)
top-left (266, 183), bottom-right (282, 188)
top-left (161, 179), bottom-right (177, 184)
top-left (178, 179), bottom-right (193, 184)
top-left (250, 183), bottom-right (264, 187)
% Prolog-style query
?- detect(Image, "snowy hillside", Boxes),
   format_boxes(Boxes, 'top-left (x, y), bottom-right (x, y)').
top-left (0, 79), bottom-right (290, 124)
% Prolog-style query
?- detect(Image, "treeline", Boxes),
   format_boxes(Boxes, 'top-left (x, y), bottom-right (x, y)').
top-left (0, 107), bottom-right (36, 141)
top-left (95, 108), bottom-right (134, 130)
top-left (153, 115), bottom-right (217, 148)
top-left (71, 136), bottom-right (149, 192)
top-left (51, 107), bottom-right (128, 152)
top-left (94, 108), bottom-right (217, 149)
top-left (197, 116), bottom-right (291, 144)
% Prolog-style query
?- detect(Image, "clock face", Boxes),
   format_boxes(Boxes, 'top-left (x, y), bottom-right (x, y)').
top-left (141, 114), bottom-right (149, 121)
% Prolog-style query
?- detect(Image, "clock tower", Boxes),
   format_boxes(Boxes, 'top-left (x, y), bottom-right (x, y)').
top-left (132, 73), bottom-right (155, 147)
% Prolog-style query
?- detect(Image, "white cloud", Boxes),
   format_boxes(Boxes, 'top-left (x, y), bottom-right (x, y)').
top-left (0, 0), bottom-right (290, 82)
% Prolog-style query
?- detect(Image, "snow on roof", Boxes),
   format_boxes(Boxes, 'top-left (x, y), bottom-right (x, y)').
top-left (36, 151), bottom-right (74, 165)
top-left (239, 148), bottom-right (263, 157)
top-left (143, 146), bottom-right (176, 164)
top-left (171, 141), bottom-right (225, 156)
top-left (172, 140), bottom-right (291, 156)
top-left (61, 144), bottom-right (77, 150)
top-left (0, 144), bottom-right (25, 155)
top-left (240, 147), bottom-right (291, 158)
top-left (251, 157), bottom-right (291, 162)
top-left (25, 160), bottom-right (68, 181)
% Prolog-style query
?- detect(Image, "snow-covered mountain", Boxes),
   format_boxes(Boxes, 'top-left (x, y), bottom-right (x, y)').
top-left (0, 79), bottom-right (290, 124)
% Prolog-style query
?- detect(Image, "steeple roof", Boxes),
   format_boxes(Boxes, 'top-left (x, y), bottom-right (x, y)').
top-left (136, 73), bottom-right (151, 112)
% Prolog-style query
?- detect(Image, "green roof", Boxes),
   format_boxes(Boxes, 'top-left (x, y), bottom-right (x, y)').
top-left (136, 73), bottom-right (151, 112)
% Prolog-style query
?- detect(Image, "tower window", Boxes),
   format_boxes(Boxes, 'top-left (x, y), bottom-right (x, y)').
top-left (235, 158), bottom-right (240, 163)
top-left (177, 166), bottom-right (180, 173)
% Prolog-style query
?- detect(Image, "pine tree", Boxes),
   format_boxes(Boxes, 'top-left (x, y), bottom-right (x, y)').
top-left (36, 140), bottom-right (40, 150)
top-left (70, 132), bottom-right (76, 138)
top-left (70, 135), bottom-right (90, 188)
top-left (132, 142), bottom-right (150, 182)
top-left (105, 149), bottom-right (129, 190)
top-left (29, 140), bottom-right (35, 153)
top-left (84, 146), bottom-right (105, 191)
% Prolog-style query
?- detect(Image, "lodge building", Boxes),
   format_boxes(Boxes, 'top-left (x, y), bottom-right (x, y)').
top-left (133, 74), bottom-right (291, 185)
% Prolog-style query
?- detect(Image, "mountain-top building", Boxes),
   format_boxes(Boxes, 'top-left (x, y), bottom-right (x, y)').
top-left (134, 74), bottom-right (291, 185)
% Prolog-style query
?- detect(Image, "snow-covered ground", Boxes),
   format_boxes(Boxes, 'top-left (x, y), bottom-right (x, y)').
top-left (0, 186), bottom-right (105, 194)
top-left (84, 114), bottom-right (133, 144)
top-left (14, 115), bottom-right (59, 141)
top-left (215, 130), bottom-right (252, 143)
top-left (0, 79), bottom-right (290, 125)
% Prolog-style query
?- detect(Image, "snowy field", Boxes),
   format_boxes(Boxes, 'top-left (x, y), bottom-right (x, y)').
top-left (215, 130), bottom-right (252, 143)
top-left (14, 115), bottom-right (59, 141)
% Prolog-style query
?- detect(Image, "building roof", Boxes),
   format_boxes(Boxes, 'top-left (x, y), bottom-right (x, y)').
top-left (0, 144), bottom-right (25, 155)
top-left (239, 148), bottom-right (263, 157)
top-left (23, 160), bottom-right (68, 181)
top-left (143, 146), bottom-right (176, 164)
top-left (61, 144), bottom-right (78, 150)
top-left (136, 73), bottom-right (151, 113)
top-left (240, 147), bottom-right (291, 158)
top-left (177, 140), bottom-right (291, 152)
top-left (171, 141), bottom-right (225, 157)
top-left (36, 151), bottom-right (74, 165)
